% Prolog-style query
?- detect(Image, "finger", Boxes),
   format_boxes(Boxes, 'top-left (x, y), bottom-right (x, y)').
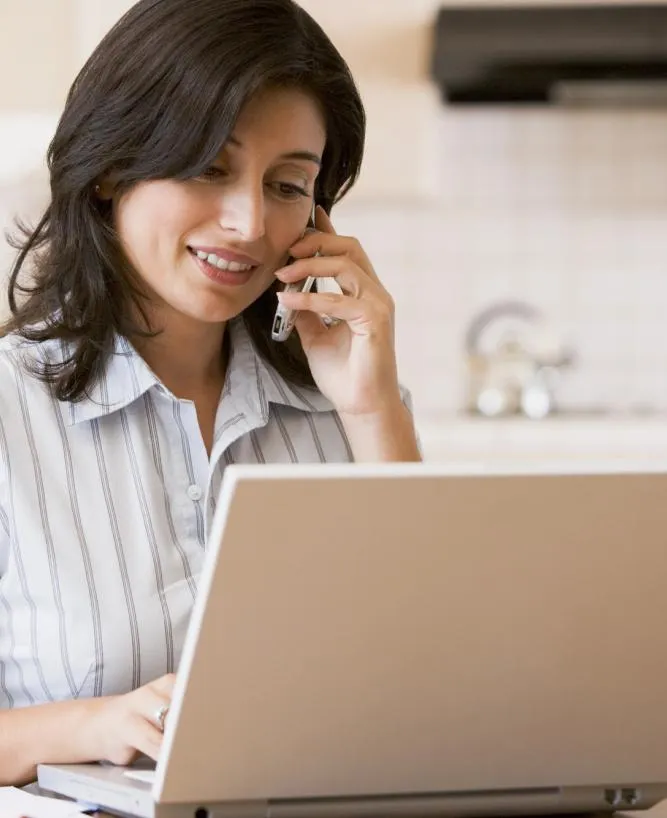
top-left (125, 687), bottom-right (172, 760)
top-left (129, 712), bottom-right (164, 761)
top-left (314, 204), bottom-right (337, 235)
top-left (276, 256), bottom-right (370, 298)
top-left (288, 232), bottom-right (380, 285)
top-left (293, 309), bottom-right (329, 349)
top-left (138, 687), bottom-right (172, 732)
top-left (150, 673), bottom-right (176, 697)
top-left (278, 290), bottom-right (392, 333)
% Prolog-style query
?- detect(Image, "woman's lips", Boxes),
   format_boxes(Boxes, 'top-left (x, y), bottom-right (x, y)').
top-left (188, 248), bottom-right (257, 286)
top-left (189, 245), bottom-right (260, 266)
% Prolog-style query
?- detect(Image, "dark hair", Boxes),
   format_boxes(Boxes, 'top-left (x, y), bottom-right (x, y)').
top-left (3, 0), bottom-right (365, 401)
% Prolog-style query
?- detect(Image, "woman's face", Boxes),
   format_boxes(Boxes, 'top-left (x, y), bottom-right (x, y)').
top-left (111, 85), bottom-right (326, 330)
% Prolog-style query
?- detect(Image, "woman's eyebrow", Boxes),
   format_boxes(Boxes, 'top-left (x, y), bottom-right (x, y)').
top-left (226, 136), bottom-right (322, 167)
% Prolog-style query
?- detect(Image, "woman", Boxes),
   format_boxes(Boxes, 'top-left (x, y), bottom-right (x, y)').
top-left (0, 0), bottom-right (420, 784)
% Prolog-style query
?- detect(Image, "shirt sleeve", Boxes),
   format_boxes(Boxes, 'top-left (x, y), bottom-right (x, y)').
top-left (399, 383), bottom-right (414, 414)
top-left (399, 383), bottom-right (423, 458)
top-left (0, 414), bottom-right (9, 577)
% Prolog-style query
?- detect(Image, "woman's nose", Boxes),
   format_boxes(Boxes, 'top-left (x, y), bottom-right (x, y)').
top-left (218, 186), bottom-right (265, 242)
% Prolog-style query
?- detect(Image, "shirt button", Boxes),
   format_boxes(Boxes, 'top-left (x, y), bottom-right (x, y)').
top-left (187, 484), bottom-right (203, 502)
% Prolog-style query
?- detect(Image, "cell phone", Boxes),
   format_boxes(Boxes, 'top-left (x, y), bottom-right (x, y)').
top-left (271, 273), bottom-right (317, 342)
top-left (271, 203), bottom-right (317, 343)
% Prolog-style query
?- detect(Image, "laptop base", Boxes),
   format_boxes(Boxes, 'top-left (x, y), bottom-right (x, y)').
top-left (36, 763), bottom-right (667, 818)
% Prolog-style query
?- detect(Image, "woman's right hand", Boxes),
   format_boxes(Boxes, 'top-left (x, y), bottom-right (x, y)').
top-left (82, 673), bottom-right (176, 766)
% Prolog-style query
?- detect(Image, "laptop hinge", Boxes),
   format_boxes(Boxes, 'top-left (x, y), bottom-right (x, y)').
top-left (266, 789), bottom-right (564, 818)
top-left (264, 783), bottom-right (667, 818)
top-left (155, 801), bottom-right (268, 818)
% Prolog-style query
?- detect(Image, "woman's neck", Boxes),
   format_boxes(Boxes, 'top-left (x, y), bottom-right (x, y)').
top-left (132, 310), bottom-right (229, 400)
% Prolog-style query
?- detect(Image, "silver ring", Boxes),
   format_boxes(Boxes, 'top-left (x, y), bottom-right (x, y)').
top-left (154, 703), bottom-right (169, 732)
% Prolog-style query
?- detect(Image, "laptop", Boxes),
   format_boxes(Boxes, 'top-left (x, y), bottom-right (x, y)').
top-left (38, 461), bottom-right (667, 818)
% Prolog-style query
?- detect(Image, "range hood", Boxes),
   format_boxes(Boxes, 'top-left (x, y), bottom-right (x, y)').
top-left (431, 4), bottom-right (667, 105)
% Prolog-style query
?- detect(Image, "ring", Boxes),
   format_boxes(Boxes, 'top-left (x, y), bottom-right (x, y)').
top-left (321, 314), bottom-right (341, 328)
top-left (154, 703), bottom-right (169, 732)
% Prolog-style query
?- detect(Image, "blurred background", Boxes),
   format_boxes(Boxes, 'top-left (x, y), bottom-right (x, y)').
top-left (1, 0), bottom-right (667, 462)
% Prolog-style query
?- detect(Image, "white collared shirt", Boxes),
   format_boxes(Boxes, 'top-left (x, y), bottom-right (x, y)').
top-left (0, 319), bottom-right (355, 708)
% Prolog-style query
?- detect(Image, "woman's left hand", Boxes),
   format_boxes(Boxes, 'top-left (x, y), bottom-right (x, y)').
top-left (274, 206), bottom-right (400, 416)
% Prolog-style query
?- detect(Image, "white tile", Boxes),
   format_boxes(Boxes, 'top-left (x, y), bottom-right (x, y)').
top-left (336, 115), bottom-right (667, 414)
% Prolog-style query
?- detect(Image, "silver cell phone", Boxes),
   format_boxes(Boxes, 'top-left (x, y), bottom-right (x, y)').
top-left (271, 204), bottom-right (317, 343)
top-left (271, 273), bottom-right (317, 342)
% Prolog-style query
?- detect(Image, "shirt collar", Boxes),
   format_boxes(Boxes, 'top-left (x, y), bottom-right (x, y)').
top-left (64, 335), bottom-right (160, 426)
top-left (64, 318), bottom-right (333, 426)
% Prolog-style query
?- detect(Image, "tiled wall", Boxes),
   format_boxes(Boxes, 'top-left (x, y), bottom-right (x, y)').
top-left (335, 108), bottom-right (667, 423)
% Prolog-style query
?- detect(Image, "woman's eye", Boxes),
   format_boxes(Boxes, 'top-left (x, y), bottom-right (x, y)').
top-left (272, 182), bottom-right (308, 200)
top-left (198, 167), bottom-right (228, 182)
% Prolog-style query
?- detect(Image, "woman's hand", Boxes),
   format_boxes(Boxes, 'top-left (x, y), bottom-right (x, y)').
top-left (81, 673), bottom-right (175, 766)
top-left (275, 206), bottom-right (400, 417)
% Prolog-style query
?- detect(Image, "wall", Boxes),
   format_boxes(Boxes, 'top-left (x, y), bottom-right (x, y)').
top-left (332, 108), bottom-right (667, 422)
top-left (0, 0), bottom-right (79, 111)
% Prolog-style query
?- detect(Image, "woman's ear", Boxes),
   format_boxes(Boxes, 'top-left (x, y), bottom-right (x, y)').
top-left (93, 178), bottom-right (115, 201)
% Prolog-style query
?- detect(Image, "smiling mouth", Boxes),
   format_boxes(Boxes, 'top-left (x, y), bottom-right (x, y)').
top-left (187, 247), bottom-right (258, 273)
top-left (188, 247), bottom-right (259, 288)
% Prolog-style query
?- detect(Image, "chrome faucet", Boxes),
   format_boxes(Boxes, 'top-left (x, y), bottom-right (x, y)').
top-left (464, 301), bottom-right (574, 419)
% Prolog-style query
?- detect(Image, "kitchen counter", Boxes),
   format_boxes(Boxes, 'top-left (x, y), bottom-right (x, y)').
top-left (415, 414), bottom-right (667, 465)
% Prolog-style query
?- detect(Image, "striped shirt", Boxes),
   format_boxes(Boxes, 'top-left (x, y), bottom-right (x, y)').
top-left (0, 318), bottom-right (355, 709)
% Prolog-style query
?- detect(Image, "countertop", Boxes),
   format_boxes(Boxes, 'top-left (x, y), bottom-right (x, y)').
top-left (414, 413), bottom-right (667, 463)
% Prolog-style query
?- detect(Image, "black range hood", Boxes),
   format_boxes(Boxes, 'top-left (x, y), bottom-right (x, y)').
top-left (431, 4), bottom-right (667, 104)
